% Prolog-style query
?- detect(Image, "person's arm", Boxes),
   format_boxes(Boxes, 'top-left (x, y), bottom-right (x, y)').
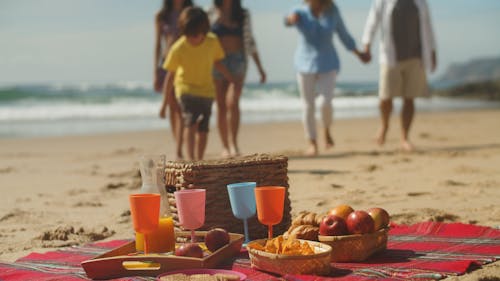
top-left (423, 0), bottom-right (437, 72)
top-left (243, 11), bottom-right (267, 83)
top-left (159, 71), bottom-right (175, 119)
top-left (361, 0), bottom-right (382, 62)
top-left (153, 14), bottom-right (163, 92)
top-left (251, 52), bottom-right (266, 84)
top-left (334, 5), bottom-right (364, 62)
top-left (214, 61), bottom-right (236, 84)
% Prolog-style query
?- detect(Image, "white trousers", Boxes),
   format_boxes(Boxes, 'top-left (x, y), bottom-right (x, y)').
top-left (296, 71), bottom-right (337, 140)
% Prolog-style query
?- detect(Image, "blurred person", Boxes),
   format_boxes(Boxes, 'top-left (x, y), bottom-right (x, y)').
top-left (159, 7), bottom-right (235, 160)
top-left (361, 0), bottom-right (437, 151)
top-left (285, 0), bottom-right (367, 156)
top-left (154, 0), bottom-right (194, 159)
top-left (211, 0), bottom-right (267, 157)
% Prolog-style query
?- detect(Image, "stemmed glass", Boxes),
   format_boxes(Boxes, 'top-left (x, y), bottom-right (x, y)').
top-left (227, 182), bottom-right (256, 243)
top-left (129, 193), bottom-right (161, 254)
top-left (254, 186), bottom-right (285, 239)
top-left (174, 189), bottom-right (206, 242)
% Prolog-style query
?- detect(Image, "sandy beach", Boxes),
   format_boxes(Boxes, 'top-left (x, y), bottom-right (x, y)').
top-left (0, 109), bottom-right (499, 280)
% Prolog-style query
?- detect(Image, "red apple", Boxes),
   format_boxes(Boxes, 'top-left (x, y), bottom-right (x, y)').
top-left (319, 215), bottom-right (348, 236)
top-left (346, 210), bottom-right (375, 234)
top-left (205, 228), bottom-right (230, 252)
top-left (327, 204), bottom-right (354, 221)
top-left (367, 207), bottom-right (390, 230)
top-left (175, 243), bottom-right (203, 258)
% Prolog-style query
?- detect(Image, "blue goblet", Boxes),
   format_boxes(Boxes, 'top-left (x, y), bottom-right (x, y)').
top-left (227, 182), bottom-right (257, 243)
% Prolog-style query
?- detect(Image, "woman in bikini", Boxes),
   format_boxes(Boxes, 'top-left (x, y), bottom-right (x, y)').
top-left (211, 0), bottom-right (266, 157)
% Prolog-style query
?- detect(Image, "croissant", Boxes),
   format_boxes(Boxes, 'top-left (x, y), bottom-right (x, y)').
top-left (283, 224), bottom-right (319, 241)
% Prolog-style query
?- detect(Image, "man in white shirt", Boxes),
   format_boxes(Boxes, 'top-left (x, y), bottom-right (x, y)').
top-left (362, 0), bottom-right (437, 151)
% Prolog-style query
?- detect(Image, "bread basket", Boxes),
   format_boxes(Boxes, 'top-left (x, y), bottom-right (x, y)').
top-left (318, 227), bottom-right (388, 262)
top-left (247, 239), bottom-right (332, 276)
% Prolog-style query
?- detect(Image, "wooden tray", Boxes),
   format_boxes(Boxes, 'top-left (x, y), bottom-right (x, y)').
top-left (81, 231), bottom-right (244, 280)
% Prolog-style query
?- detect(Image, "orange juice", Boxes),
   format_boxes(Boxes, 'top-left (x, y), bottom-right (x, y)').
top-left (135, 216), bottom-right (175, 253)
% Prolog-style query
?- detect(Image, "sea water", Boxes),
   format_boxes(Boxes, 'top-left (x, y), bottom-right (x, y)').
top-left (0, 81), bottom-right (498, 138)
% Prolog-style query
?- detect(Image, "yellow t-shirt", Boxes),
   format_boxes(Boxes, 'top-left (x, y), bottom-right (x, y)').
top-left (163, 33), bottom-right (225, 99)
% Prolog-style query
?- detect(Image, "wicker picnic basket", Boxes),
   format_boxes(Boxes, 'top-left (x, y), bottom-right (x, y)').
top-left (247, 239), bottom-right (332, 276)
top-left (164, 154), bottom-right (292, 239)
top-left (318, 227), bottom-right (388, 262)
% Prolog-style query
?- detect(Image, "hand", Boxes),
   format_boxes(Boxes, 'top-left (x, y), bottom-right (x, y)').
top-left (360, 51), bottom-right (371, 64)
top-left (355, 49), bottom-right (371, 64)
top-left (259, 69), bottom-right (267, 84)
top-left (153, 75), bottom-right (162, 92)
top-left (159, 105), bottom-right (167, 119)
top-left (287, 13), bottom-right (300, 25)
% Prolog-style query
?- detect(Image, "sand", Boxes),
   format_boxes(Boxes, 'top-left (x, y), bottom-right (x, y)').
top-left (0, 109), bottom-right (499, 279)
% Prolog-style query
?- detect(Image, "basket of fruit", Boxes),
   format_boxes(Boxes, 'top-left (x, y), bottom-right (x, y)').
top-left (283, 205), bottom-right (390, 262)
top-left (246, 236), bottom-right (332, 276)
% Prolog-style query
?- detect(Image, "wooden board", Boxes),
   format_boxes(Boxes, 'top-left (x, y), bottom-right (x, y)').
top-left (81, 231), bottom-right (244, 280)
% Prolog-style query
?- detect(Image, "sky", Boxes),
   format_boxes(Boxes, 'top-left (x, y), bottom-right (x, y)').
top-left (1, 0), bottom-right (500, 85)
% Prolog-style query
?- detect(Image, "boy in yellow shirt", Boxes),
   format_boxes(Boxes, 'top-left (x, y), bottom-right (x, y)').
top-left (159, 7), bottom-right (234, 160)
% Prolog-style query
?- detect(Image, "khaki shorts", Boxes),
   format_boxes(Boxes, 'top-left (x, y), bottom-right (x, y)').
top-left (379, 58), bottom-right (428, 99)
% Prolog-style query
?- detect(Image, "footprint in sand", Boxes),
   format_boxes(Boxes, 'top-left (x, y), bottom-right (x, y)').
top-left (118, 210), bottom-right (131, 224)
top-left (362, 164), bottom-right (381, 173)
top-left (66, 188), bottom-right (88, 196)
top-left (0, 167), bottom-right (14, 174)
top-left (0, 209), bottom-right (29, 223)
top-left (316, 200), bottom-right (327, 207)
top-left (391, 208), bottom-right (459, 225)
top-left (111, 147), bottom-right (140, 156)
top-left (442, 179), bottom-right (467, 186)
top-left (103, 182), bottom-right (127, 190)
top-left (407, 192), bottom-right (430, 197)
top-left (36, 225), bottom-right (115, 248)
top-left (419, 132), bottom-right (430, 139)
top-left (15, 197), bottom-right (31, 203)
top-left (392, 157), bottom-right (412, 164)
top-left (73, 201), bottom-right (103, 207)
top-left (454, 165), bottom-right (480, 174)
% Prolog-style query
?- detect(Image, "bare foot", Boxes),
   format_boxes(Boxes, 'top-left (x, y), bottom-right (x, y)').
top-left (221, 148), bottom-right (231, 158)
top-left (230, 146), bottom-right (241, 157)
top-left (376, 128), bottom-right (387, 146)
top-left (176, 152), bottom-right (184, 161)
top-left (401, 140), bottom-right (415, 152)
top-left (325, 133), bottom-right (334, 149)
top-left (305, 144), bottom-right (318, 157)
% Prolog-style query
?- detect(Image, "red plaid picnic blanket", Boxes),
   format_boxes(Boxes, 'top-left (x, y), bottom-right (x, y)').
top-left (0, 222), bottom-right (498, 281)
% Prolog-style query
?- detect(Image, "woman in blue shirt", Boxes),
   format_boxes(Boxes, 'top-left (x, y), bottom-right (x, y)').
top-left (286, 0), bottom-right (366, 156)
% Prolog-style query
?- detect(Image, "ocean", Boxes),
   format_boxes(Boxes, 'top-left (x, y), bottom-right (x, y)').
top-left (0, 81), bottom-right (498, 138)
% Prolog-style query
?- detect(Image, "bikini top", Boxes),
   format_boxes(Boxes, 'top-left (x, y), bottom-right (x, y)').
top-left (211, 22), bottom-right (243, 37)
top-left (161, 11), bottom-right (180, 37)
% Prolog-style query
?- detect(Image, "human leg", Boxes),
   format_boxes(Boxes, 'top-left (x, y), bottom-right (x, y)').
top-left (399, 59), bottom-right (426, 151)
top-left (184, 125), bottom-right (196, 160)
top-left (297, 73), bottom-right (318, 155)
top-left (179, 95), bottom-right (204, 161)
top-left (196, 132), bottom-right (208, 160)
top-left (165, 83), bottom-right (183, 159)
top-left (194, 96), bottom-right (213, 160)
top-left (377, 99), bottom-right (393, 145)
top-left (377, 63), bottom-right (402, 146)
top-left (401, 98), bottom-right (415, 151)
top-left (215, 79), bottom-right (231, 157)
top-left (317, 71), bottom-right (337, 149)
top-left (227, 76), bottom-right (245, 156)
